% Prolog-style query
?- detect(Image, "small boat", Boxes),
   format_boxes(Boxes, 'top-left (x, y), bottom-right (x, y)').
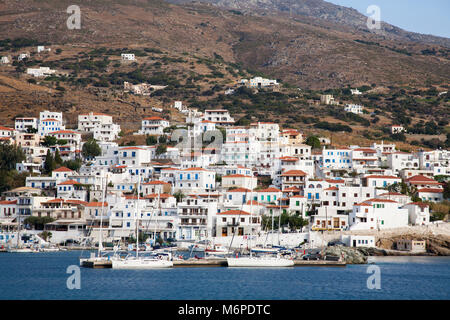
top-left (7, 247), bottom-right (36, 253)
top-left (250, 247), bottom-right (279, 254)
top-left (111, 253), bottom-right (173, 269)
top-left (205, 245), bottom-right (232, 255)
top-left (227, 255), bottom-right (294, 267)
top-left (188, 244), bottom-right (206, 252)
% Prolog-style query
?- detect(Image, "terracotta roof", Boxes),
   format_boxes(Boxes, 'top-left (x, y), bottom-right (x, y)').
top-left (144, 193), bottom-right (173, 199)
top-left (417, 188), bottom-right (443, 193)
top-left (324, 186), bottom-right (338, 191)
top-left (257, 187), bottom-right (281, 193)
top-left (143, 116), bottom-right (165, 121)
top-left (120, 147), bottom-right (145, 150)
top-left (227, 188), bottom-right (252, 193)
top-left (223, 174), bottom-right (253, 178)
top-left (53, 166), bottom-right (73, 172)
top-left (218, 210), bottom-right (250, 215)
top-left (355, 202), bottom-right (372, 207)
top-left (86, 202), bottom-right (108, 207)
top-left (405, 202), bottom-right (429, 208)
top-left (325, 179), bottom-right (345, 184)
top-left (181, 167), bottom-right (211, 172)
top-left (246, 200), bottom-right (262, 205)
top-left (290, 195), bottom-right (305, 198)
top-left (283, 186), bottom-right (301, 191)
top-left (365, 198), bottom-right (398, 203)
top-left (58, 179), bottom-right (81, 185)
top-left (377, 192), bottom-right (406, 196)
top-left (281, 170), bottom-right (307, 176)
top-left (364, 175), bottom-right (400, 179)
top-left (51, 130), bottom-right (79, 135)
top-left (0, 200), bottom-right (17, 205)
top-left (142, 181), bottom-right (170, 185)
top-left (42, 118), bottom-right (60, 122)
top-left (353, 148), bottom-right (376, 153)
top-left (406, 175), bottom-right (440, 184)
top-left (0, 126), bottom-right (14, 131)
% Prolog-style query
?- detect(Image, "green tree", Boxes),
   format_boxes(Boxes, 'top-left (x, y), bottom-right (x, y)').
top-left (82, 138), bottom-right (101, 159)
top-left (54, 149), bottom-right (63, 165)
top-left (0, 142), bottom-right (25, 171)
top-left (156, 144), bottom-right (167, 156)
top-left (24, 216), bottom-right (55, 230)
top-left (146, 135), bottom-right (158, 145)
top-left (305, 136), bottom-right (321, 149)
top-left (44, 150), bottom-right (55, 174)
top-left (173, 191), bottom-right (185, 202)
top-left (42, 135), bottom-right (57, 147)
top-left (62, 159), bottom-right (82, 171)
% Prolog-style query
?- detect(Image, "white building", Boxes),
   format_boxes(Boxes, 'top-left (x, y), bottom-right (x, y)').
top-left (241, 77), bottom-right (279, 88)
top-left (138, 117), bottom-right (169, 135)
top-left (222, 174), bottom-right (257, 190)
top-left (349, 199), bottom-right (409, 230)
top-left (174, 167), bottom-right (216, 194)
top-left (391, 125), bottom-right (405, 134)
top-left (26, 67), bottom-right (56, 77)
top-left (202, 110), bottom-right (235, 126)
top-left (121, 53), bottom-right (136, 61)
top-left (344, 104), bottom-right (363, 114)
top-left (78, 112), bottom-right (120, 142)
top-left (15, 117), bottom-right (38, 132)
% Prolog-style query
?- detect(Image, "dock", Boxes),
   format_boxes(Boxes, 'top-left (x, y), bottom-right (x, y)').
top-left (293, 260), bottom-right (346, 267)
top-left (80, 260), bottom-right (112, 268)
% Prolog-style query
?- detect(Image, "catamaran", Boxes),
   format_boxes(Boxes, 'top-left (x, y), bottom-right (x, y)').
top-left (111, 174), bottom-right (173, 269)
top-left (226, 190), bottom-right (294, 267)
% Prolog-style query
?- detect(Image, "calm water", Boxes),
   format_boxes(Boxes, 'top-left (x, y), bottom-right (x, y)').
top-left (0, 251), bottom-right (449, 300)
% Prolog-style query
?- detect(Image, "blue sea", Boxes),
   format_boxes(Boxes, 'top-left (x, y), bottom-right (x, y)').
top-left (0, 251), bottom-right (448, 300)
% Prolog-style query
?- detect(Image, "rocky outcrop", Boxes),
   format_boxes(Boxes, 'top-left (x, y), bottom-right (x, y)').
top-left (323, 245), bottom-right (367, 264)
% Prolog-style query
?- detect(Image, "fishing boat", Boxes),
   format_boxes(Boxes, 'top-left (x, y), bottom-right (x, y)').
top-left (111, 173), bottom-right (173, 269)
top-left (205, 244), bottom-right (232, 255)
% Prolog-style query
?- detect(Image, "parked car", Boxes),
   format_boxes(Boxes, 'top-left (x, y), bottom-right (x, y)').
top-left (302, 253), bottom-right (322, 260)
top-left (327, 240), bottom-right (346, 247)
top-left (324, 255), bottom-right (340, 261)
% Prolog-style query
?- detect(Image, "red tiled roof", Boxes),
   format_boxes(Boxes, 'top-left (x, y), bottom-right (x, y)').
top-left (405, 202), bottom-right (429, 208)
top-left (142, 181), bottom-right (170, 185)
top-left (0, 126), bottom-right (14, 131)
top-left (365, 198), bottom-right (398, 203)
top-left (417, 188), bottom-right (443, 193)
top-left (86, 202), bottom-right (108, 207)
top-left (406, 175), bottom-right (440, 184)
top-left (227, 188), bottom-right (252, 193)
top-left (51, 130), bottom-right (79, 135)
top-left (144, 193), bottom-right (172, 199)
top-left (218, 210), bottom-right (250, 215)
top-left (223, 174), bottom-right (253, 178)
top-left (281, 170), bottom-right (307, 176)
top-left (324, 186), bottom-right (338, 191)
top-left (181, 167), bottom-right (210, 172)
top-left (364, 175), bottom-right (400, 179)
top-left (143, 116), bottom-right (164, 121)
top-left (58, 180), bottom-right (81, 185)
top-left (53, 166), bottom-right (73, 172)
top-left (353, 148), bottom-right (376, 153)
top-left (257, 187), bottom-right (281, 193)
top-left (0, 200), bottom-right (17, 205)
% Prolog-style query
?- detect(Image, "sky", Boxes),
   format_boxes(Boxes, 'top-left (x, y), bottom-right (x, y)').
top-left (326, 0), bottom-right (450, 38)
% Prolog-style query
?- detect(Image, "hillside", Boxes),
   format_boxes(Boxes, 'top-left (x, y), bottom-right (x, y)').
top-left (0, 0), bottom-right (449, 89)
top-left (0, 0), bottom-right (449, 150)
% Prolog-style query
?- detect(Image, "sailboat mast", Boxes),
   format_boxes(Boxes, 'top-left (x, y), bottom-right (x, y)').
top-left (249, 189), bottom-right (253, 258)
top-left (98, 176), bottom-right (106, 256)
top-left (136, 171), bottom-right (141, 258)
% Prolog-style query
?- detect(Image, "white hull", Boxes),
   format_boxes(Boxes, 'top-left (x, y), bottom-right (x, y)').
top-left (8, 248), bottom-right (36, 253)
top-left (227, 257), bottom-right (294, 267)
top-left (111, 257), bottom-right (173, 269)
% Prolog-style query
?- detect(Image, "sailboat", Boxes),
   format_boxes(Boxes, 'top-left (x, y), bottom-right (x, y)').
top-left (226, 190), bottom-right (294, 267)
top-left (7, 212), bottom-right (36, 253)
top-left (80, 176), bottom-right (112, 268)
top-left (111, 173), bottom-right (173, 269)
